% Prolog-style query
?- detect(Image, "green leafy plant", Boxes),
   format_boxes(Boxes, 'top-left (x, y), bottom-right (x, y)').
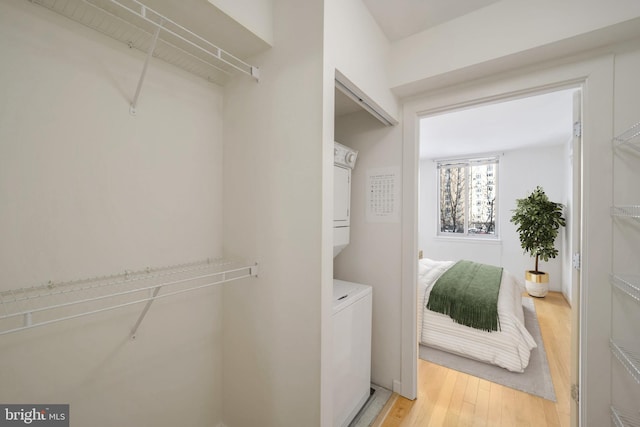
top-left (510, 186), bottom-right (566, 273)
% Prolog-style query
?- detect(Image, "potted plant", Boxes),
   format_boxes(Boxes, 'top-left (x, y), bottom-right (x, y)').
top-left (510, 186), bottom-right (566, 297)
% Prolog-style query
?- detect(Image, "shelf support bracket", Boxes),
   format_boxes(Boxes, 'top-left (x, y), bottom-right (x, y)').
top-left (130, 15), bottom-right (162, 116)
top-left (130, 285), bottom-right (161, 339)
top-left (23, 312), bottom-right (32, 328)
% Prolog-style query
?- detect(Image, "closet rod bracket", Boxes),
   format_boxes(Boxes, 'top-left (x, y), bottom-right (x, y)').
top-left (251, 66), bottom-right (260, 82)
top-left (250, 263), bottom-right (259, 277)
top-left (130, 18), bottom-right (162, 116)
top-left (130, 285), bottom-right (162, 339)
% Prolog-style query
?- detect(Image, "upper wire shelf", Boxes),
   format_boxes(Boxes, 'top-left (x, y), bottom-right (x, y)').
top-left (611, 274), bottom-right (640, 303)
top-left (613, 122), bottom-right (640, 153)
top-left (611, 205), bottom-right (640, 222)
top-left (610, 339), bottom-right (640, 385)
top-left (30, 0), bottom-right (260, 85)
top-left (0, 258), bottom-right (258, 337)
top-left (612, 406), bottom-right (640, 427)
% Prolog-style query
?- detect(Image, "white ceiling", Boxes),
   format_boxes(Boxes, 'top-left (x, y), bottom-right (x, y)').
top-left (363, 0), bottom-right (500, 41)
top-left (419, 89), bottom-right (578, 159)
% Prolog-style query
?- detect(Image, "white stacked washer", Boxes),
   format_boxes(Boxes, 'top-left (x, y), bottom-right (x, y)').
top-left (332, 279), bottom-right (372, 427)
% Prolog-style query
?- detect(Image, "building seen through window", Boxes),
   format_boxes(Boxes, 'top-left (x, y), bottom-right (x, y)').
top-left (438, 157), bottom-right (498, 237)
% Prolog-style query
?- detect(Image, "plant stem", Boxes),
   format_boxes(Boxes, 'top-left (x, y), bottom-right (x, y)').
top-left (535, 254), bottom-right (539, 273)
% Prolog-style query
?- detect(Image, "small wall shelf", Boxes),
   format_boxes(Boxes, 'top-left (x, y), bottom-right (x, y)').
top-left (613, 121), bottom-right (640, 152)
top-left (610, 339), bottom-right (640, 385)
top-left (612, 406), bottom-right (640, 427)
top-left (0, 258), bottom-right (258, 337)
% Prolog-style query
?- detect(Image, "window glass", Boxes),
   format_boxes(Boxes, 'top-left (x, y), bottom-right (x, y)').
top-left (437, 157), bottom-right (498, 238)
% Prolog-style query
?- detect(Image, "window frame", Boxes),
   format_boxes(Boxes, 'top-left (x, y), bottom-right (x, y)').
top-left (436, 155), bottom-right (500, 239)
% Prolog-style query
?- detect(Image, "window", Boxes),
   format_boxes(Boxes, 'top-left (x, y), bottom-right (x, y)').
top-left (437, 156), bottom-right (498, 237)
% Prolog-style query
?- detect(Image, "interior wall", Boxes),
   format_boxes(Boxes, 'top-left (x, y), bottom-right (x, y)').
top-left (221, 0), bottom-right (325, 425)
top-left (0, 1), bottom-right (226, 426)
top-left (389, 0), bottom-right (640, 95)
top-left (207, 0), bottom-right (274, 45)
top-left (325, 0), bottom-right (399, 122)
top-left (324, 0), bottom-right (402, 400)
top-left (334, 111), bottom-right (403, 391)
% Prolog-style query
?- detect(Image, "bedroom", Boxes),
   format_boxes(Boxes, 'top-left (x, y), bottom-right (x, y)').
top-left (415, 88), bottom-right (577, 424)
top-left (2, 0), bottom-right (640, 426)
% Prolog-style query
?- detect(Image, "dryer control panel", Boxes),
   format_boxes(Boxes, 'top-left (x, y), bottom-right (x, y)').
top-left (334, 142), bottom-right (358, 169)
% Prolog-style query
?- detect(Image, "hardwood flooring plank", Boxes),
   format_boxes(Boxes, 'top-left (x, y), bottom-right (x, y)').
top-left (485, 382), bottom-right (502, 427)
top-left (427, 369), bottom-right (458, 427)
top-left (471, 378), bottom-right (490, 427)
top-left (442, 369), bottom-right (468, 426)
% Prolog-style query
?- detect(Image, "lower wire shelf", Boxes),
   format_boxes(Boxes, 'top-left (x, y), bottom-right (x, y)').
top-left (612, 406), bottom-right (640, 427)
top-left (610, 339), bottom-right (640, 385)
top-left (0, 258), bottom-right (258, 337)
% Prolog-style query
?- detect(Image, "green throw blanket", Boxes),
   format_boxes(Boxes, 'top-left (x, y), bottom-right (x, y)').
top-left (426, 260), bottom-right (503, 332)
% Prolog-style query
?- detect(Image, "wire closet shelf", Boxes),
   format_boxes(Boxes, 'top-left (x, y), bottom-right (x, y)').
top-left (0, 258), bottom-right (258, 337)
top-left (611, 205), bottom-right (640, 221)
top-left (29, 0), bottom-right (260, 87)
top-left (611, 123), bottom-right (640, 221)
top-left (613, 121), bottom-right (640, 152)
top-left (610, 339), bottom-right (640, 385)
top-left (611, 274), bottom-right (640, 303)
top-left (612, 406), bottom-right (640, 427)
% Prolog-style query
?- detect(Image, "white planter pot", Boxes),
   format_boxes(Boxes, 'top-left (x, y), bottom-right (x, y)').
top-left (525, 271), bottom-right (549, 297)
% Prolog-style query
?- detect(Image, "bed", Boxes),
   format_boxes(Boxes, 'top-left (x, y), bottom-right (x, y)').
top-left (418, 258), bottom-right (537, 373)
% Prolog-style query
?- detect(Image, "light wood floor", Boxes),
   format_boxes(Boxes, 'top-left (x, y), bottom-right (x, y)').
top-left (374, 292), bottom-right (572, 427)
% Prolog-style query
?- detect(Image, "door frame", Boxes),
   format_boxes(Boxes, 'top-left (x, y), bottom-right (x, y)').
top-left (400, 54), bottom-right (615, 426)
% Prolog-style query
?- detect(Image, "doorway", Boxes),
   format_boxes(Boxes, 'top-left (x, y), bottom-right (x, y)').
top-left (398, 86), bottom-right (582, 426)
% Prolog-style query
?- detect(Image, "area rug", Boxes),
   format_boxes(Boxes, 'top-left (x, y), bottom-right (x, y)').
top-left (419, 298), bottom-right (556, 401)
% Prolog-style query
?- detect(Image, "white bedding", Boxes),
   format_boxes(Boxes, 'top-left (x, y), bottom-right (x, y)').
top-left (418, 258), bottom-right (537, 372)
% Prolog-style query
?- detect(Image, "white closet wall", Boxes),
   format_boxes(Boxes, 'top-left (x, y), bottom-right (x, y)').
top-left (221, 0), bottom-right (326, 425)
top-left (0, 1), bottom-right (227, 425)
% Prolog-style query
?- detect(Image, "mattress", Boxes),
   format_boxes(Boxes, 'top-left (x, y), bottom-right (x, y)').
top-left (418, 258), bottom-right (537, 373)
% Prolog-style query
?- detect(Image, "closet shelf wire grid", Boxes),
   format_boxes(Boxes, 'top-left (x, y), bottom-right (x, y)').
top-left (610, 339), bottom-right (640, 385)
top-left (612, 406), bottom-right (640, 427)
top-left (611, 274), bottom-right (640, 303)
top-left (29, 0), bottom-right (260, 85)
top-left (611, 205), bottom-right (640, 221)
top-left (613, 121), bottom-right (640, 152)
top-left (0, 258), bottom-right (258, 336)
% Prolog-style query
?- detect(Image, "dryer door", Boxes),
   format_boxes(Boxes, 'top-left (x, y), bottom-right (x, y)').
top-left (334, 165), bottom-right (351, 227)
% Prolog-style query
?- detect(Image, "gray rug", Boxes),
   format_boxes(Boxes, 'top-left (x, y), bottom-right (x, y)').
top-left (419, 298), bottom-right (556, 401)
